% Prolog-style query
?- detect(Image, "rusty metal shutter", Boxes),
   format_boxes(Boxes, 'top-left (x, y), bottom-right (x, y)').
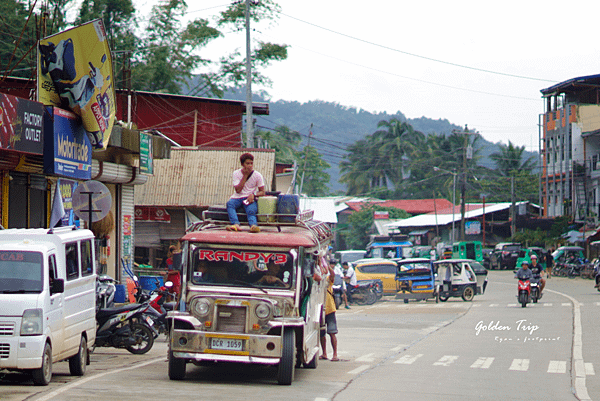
top-left (135, 222), bottom-right (161, 248)
top-left (159, 209), bottom-right (186, 240)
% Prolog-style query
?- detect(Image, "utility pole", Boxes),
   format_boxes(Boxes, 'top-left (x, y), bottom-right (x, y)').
top-left (452, 125), bottom-right (476, 241)
top-left (245, 0), bottom-right (253, 147)
top-left (299, 124), bottom-right (313, 194)
top-left (511, 176), bottom-right (516, 237)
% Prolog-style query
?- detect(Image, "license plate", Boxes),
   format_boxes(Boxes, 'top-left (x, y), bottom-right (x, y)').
top-left (210, 338), bottom-right (243, 351)
top-left (512, 253), bottom-right (518, 257)
top-left (144, 315), bottom-right (154, 326)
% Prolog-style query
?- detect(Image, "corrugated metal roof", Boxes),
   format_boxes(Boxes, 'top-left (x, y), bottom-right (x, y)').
top-left (386, 202), bottom-right (526, 229)
top-left (135, 148), bottom-right (276, 208)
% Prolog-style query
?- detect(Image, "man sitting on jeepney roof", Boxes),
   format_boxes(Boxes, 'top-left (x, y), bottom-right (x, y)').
top-left (226, 152), bottom-right (265, 233)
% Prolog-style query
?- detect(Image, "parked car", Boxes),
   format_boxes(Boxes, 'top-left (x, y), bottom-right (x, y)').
top-left (490, 242), bottom-right (522, 270)
top-left (352, 258), bottom-right (398, 294)
top-left (481, 248), bottom-right (493, 270)
top-left (334, 250), bottom-right (366, 265)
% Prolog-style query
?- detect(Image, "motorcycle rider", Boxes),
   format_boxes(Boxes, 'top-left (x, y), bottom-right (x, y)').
top-left (515, 260), bottom-right (533, 280)
top-left (342, 261), bottom-right (358, 305)
top-left (530, 254), bottom-right (546, 296)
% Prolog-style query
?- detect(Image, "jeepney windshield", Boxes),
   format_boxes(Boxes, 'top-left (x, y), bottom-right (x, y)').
top-left (190, 247), bottom-right (295, 289)
top-left (0, 251), bottom-right (43, 293)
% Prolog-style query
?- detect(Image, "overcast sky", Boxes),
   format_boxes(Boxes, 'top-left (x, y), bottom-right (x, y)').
top-left (138, 0), bottom-right (600, 153)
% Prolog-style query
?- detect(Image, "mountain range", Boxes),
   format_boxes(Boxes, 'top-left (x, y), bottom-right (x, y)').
top-left (223, 89), bottom-right (539, 193)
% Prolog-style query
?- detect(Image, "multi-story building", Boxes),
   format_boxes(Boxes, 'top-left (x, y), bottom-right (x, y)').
top-left (541, 74), bottom-right (600, 222)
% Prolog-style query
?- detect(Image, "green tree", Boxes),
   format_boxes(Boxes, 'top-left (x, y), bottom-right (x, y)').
top-left (297, 146), bottom-right (330, 197)
top-left (254, 125), bottom-right (301, 164)
top-left (490, 141), bottom-right (536, 176)
top-left (130, 0), bottom-right (221, 94)
top-left (341, 205), bottom-right (410, 249)
top-left (0, 0), bottom-right (38, 78)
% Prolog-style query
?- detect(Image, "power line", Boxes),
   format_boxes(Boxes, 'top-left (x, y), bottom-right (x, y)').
top-left (278, 12), bottom-right (557, 84)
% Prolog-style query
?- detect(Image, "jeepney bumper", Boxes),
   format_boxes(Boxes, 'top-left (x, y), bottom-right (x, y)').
top-left (170, 329), bottom-right (283, 365)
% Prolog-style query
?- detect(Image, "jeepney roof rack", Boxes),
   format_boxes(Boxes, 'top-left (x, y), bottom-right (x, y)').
top-left (189, 208), bottom-right (333, 244)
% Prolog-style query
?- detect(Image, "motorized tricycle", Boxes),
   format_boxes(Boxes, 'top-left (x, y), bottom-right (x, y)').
top-left (433, 259), bottom-right (478, 302)
top-left (394, 258), bottom-right (438, 303)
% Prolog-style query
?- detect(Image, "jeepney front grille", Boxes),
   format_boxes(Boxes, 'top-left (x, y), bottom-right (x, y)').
top-left (0, 322), bottom-right (15, 336)
top-left (215, 305), bottom-right (246, 333)
top-left (0, 343), bottom-right (9, 358)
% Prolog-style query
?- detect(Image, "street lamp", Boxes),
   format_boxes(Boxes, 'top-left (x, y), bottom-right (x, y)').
top-left (434, 167), bottom-right (457, 243)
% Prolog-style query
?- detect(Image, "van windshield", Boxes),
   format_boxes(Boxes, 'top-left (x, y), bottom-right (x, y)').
top-left (0, 251), bottom-right (43, 293)
top-left (190, 247), bottom-right (295, 289)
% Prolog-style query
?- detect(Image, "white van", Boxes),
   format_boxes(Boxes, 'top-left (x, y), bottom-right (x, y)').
top-left (0, 226), bottom-right (97, 385)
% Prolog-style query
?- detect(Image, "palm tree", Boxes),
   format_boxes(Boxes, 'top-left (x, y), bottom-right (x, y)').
top-left (490, 141), bottom-right (536, 176)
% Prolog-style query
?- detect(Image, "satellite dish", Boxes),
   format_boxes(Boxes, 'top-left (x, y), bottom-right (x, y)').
top-left (72, 180), bottom-right (112, 222)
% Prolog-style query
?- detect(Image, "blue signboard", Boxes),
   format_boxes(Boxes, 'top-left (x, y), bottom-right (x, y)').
top-left (43, 106), bottom-right (92, 179)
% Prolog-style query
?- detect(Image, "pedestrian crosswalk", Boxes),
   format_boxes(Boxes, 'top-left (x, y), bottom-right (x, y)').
top-left (357, 301), bottom-right (600, 309)
top-left (346, 352), bottom-right (596, 376)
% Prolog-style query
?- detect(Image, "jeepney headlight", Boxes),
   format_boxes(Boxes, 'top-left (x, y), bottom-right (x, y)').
top-left (20, 309), bottom-right (43, 336)
top-left (255, 302), bottom-right (272, 319)
top-left (191, 298), bottom-right (211, 317)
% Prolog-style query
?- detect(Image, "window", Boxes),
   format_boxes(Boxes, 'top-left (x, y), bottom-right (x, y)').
top-left (48, 255), bottom-right (57, 285)
top-left (81, 240), bottom-right (93, 276)
top-left (66, 243), bottom-right (79, 281)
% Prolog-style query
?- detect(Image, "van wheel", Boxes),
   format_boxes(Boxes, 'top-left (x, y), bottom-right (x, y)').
top-left (462, 286), bottom-right (474, 302)
top-left (32, 343), bottom-right (52, 386)
top-left (168, 348), bottom-right (186, 380)
top-left (277, 328), bottom-right (296, 385)
top-left (69, 336), bottom-right (87, 376)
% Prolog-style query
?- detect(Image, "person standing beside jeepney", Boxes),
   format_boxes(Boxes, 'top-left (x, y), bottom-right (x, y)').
top-left (320, 261), bottom-right (339, 361)
top-left (226, 153), bottom-right (265, 233)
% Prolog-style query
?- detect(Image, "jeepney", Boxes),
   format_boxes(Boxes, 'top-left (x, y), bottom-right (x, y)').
top-left (167, 210), bottom-right (332, 385)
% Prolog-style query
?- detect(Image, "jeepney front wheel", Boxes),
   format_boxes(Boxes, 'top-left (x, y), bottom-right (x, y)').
top-left (168, 348), bottom-right (186, 380)
top-left (277, 328), bottom-right (296, 385)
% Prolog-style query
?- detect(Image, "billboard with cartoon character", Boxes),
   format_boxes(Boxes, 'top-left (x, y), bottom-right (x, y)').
top-left (37, 19), bottom-right (115, 150)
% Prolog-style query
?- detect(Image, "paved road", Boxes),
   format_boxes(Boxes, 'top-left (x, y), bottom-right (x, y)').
top-left (2, 271), bottom-right (599, 401)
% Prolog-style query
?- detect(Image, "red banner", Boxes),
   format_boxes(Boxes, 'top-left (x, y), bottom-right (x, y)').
top-left (134, 206), bottom-right (171, 222)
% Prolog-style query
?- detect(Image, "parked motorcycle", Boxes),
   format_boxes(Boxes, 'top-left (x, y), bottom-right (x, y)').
top-left (348, 281), bottom-right (377, 305)
top-left (594, 260), bottom-right (600, 291)
top-left (96, 275), bottom-right (117, 311)
top-left (332, 274), bottom-right (344, 309)
top-left (95, 303), bottom-right (155, 354)
top-left (133, 277), bottom-right (176, 335)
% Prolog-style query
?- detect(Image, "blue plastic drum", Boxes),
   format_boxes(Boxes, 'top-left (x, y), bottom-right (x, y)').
top-left (277, 194), bottom-right (300, 222)
top-left (139, 276), bottom-right (164, 291)
top-left (114, 284), bottom-right (127, 303)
